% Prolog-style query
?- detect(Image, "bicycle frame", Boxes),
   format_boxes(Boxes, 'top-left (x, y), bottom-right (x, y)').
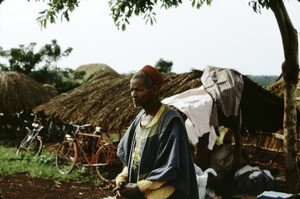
top-left (24, 126), bottom-right (42, 142)
top-left (72, 132), bottom-right (103, 166)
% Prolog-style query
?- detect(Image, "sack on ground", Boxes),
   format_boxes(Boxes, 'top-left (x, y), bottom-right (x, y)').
top-left (234, 165), bottom-right (274, 195)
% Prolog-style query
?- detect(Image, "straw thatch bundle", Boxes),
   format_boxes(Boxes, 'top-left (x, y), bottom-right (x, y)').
top-left (0, 71), bottom-right (58, 116)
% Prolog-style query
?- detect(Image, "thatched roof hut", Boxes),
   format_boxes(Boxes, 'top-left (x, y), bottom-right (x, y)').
top-left (0, 71), bottom-right (58, 117)
top-left (34, 70), bottom-right (203, 133)
top-left (34, 69), bottom-right (288, 133)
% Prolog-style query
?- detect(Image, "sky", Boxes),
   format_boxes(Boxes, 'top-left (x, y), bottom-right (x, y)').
top-left (0, 0), bottom-right (299, 75)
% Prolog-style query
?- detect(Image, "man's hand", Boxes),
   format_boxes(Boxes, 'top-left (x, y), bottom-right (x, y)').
top-left (113, 181), bottom-right (126, 198)
top-left (116, 181), bottom-right (126, 189)
top-left (117, 183), bottom-right (144, 199)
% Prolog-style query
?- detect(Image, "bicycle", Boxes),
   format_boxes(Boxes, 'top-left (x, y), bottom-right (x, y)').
top-left (55, 124), bottom-right (122, 183)
top-left (16, 117), bottom-right (44, 157)
top-left (41, 118), bottom-right (66, 144)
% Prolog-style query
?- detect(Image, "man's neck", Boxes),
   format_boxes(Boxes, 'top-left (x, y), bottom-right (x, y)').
top-left (143, 100), bottom-right (162, 117)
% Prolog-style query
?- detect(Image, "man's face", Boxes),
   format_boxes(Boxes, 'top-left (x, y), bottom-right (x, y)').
top-left (130, 77), bottom-right (155, 107)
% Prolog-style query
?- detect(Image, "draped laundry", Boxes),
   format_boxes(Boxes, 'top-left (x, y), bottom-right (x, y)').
top-left (162, 85), bottom-right (217, 149)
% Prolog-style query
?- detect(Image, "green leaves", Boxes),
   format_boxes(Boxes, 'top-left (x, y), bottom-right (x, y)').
top-left (33, 0), bottom-right (213, 30)
top-left (248, 0), bottom-right (271, 13)
top-left (0, 40), bottom-right (72, 75)
top-left (154, 58), bottom-right (173, 73)
top-left (36, 0), bottom-right (80, 28)
top-left (109, 0), bottom-right (161, 30)
top-left (191, 0), bottom-right (212, 9)
top-left (36, 0), bottom-right (183, 30)
top-left (108, 0), bottom-right (213, 30)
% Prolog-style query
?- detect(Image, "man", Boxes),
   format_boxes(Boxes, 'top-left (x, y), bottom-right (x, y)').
top-left (114, 65), bottom-right (199, 199)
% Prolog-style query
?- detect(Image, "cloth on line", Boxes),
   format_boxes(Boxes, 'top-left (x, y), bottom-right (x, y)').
top-left (201, 65), bottom-right (244, 127)
top-left (162, 85), bottom-right (217, 149)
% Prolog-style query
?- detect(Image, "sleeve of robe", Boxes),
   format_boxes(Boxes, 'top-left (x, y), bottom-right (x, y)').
top-left (146, 113), bottom-right (198, 198)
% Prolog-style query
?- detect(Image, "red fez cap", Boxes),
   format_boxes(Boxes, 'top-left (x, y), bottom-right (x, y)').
top-left (140, 65), bottom-right (164, 89)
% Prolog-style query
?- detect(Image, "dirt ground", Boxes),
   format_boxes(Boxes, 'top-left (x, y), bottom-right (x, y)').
top-left (0, 143), bottom-right (288, 199)
top-left (0, 143), bottom-right (117, 199)
top-left (0, 173), bottom-right (116, 199)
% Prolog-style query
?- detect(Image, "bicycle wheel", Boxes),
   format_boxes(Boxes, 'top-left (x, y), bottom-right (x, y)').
top-left (56, 140), bottom-right (78, 174)
top-left (16, 139), bottom-right (29, 155)
top-left (95, 143), bottom-right (122, 182)
top-left (17, 136), bottom-right (43, 157)
top-left (27, 136), bottom-right (43, 156)
top-left (16, 129), bottom-right (31, 154)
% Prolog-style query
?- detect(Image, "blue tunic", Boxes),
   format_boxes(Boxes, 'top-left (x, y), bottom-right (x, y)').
top-left (117, 106), bottom-right (199, 198)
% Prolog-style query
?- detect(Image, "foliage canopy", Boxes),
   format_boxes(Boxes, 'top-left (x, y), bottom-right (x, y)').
top-left (154, 58), bottom-right (173, 73)
top-left (6, 0), bottom-right (297, 31)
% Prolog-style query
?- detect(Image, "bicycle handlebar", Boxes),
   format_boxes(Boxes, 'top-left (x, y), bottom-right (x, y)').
top-left (70, 123), bottom-right (91, 131)
top-left (64, 123), bottom-right (108, 138)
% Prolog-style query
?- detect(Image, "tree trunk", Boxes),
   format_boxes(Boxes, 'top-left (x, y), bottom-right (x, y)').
top-left (269, 0), bottom-right (300, 193)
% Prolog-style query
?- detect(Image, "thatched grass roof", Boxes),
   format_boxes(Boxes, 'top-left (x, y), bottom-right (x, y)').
top-left (0, 71), bottom-right (58, 116)
top-left (34, 69), bottom-right (288, 134)
top-left (34, 70), bottom-right (203, 133)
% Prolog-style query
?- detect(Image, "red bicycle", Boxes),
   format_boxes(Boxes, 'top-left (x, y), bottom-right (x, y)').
top-left (55, 124), bottom-right (123, 183)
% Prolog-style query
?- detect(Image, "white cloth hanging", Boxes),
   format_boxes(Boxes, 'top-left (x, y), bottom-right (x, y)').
top-left (162, 85), bottom-right (217, 149)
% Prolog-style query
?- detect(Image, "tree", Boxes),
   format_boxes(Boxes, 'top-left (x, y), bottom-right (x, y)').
top-left (0, 43), bottom-right (42, 74)
top-left (0, 0), bottom-right (299, 193)
top-left (155, 58), bottom-right (173, 73)
top-left (28, 67), bottom-right (83, 93)
top-left (253, 1), bottom-right (300, 192)
top-left (39, 39), bottom-right (73, 69)
top-left (0, 40), bottom-right (72, 74)
top-left (108, 1), bottom-right (300, 191)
